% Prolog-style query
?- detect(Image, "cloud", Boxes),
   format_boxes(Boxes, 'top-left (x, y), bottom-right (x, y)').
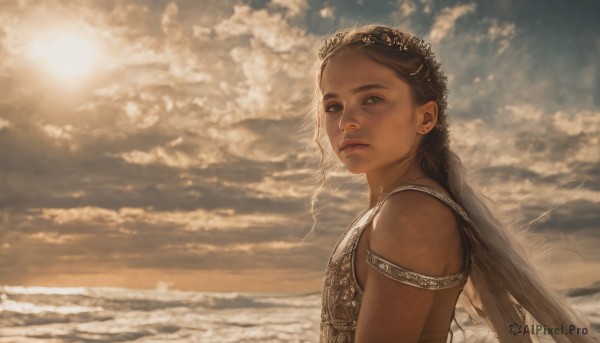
top-left (269, 0), bottom-right (309, 18)
top-left (114, 136), bottom-right (225, 169)
top-left (533, 199), bottom-right (600, 235)
top-left (487, 19), bottom-right (517, 41)
top-left (0, 0), bottom-right (598, 292)
top-left (449, 103), bottom-right (600, 246)
top-left (0, 117), bottom-right (11, 130)
top-left (552, 110), bottom-right (600, 135)
top-left (42, 124), bottom-right (74, 141)
top-left (0, 202), bottom-right (323, 281)
top-left (428, 3), bottom-right (477, 44)
top-left (483, 18), bottom-right (517, 54)
top-left (452, 106), bottom-right (600, 174)
top-left (214, 4), bottom-right (311, 53)
top-left (420, 0), bottom-right (435, 15)
top-left (40, 206), bottom-right (290, 231)
top-left (396, 0), bottom-right (417, 17)
top-left (320, 6), bottom-right (335, 19)
top-left (225, 116), bottom-right (308, 162)
top-left (161, 2), bottom-right (183, 41)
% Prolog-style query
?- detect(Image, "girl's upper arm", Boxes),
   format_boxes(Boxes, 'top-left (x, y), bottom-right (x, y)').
top-left (354, 191), bottom-right (461, 343)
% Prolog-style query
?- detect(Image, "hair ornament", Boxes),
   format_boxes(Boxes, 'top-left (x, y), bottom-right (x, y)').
top-left (359, 28), bottom-right (431, 77)
top-left (361, 31), bottom-right (410, 52)
top-left (320, 27), bottom-right (434, 79)
top-left (409, 63), bottom-right (423, 76)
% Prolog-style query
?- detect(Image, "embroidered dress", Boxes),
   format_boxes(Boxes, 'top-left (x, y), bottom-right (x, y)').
top-left (319, 184), bottom-right (473, 343)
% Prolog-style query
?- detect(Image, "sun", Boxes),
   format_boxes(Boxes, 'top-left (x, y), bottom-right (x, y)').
top-left (27, 32), bottom-right (97, 80)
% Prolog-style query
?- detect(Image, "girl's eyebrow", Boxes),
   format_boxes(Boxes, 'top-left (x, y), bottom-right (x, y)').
top-left (322, 84), bottom-right (391, 102)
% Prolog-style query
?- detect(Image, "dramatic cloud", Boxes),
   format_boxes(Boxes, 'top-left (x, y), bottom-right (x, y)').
top-left (0, 0), bottom-right (598, 292)
top-left (319, 6), bottom-right (335, 19)
top-left (485, 18), bottom-right (517, 54)
top-left (0, 118), bottom-right (11, 130)
top-left (428, 3), bottom-right (477, 44)
top-left (269, 0), bottom-right (309, 18)
top-left (395, 0), bottom-right (417, 17)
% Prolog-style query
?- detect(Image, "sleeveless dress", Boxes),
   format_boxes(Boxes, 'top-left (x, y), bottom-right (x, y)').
top-left (319, 184), bottom-right (473, 343)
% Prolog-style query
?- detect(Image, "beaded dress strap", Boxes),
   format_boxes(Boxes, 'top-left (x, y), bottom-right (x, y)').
top-left (364, 184), bottom-right (472, 290)
top-left (365, 250), bottom-right (467, 289)
top-left (383, 184), bottom-right (474, 230)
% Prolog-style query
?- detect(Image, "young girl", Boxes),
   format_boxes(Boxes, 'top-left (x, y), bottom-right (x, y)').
top-left (306, 25), bottom-right (596, 343)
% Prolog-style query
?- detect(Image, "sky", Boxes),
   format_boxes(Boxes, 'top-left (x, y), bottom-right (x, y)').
top-left (0, 0), bottom-right (598, 293)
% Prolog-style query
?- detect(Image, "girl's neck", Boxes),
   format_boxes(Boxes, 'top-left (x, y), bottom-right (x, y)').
top-left (366, 163), bottom-right (425, 208)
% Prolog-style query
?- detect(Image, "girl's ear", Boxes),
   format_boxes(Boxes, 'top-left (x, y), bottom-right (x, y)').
top-left (416, 100), bottom-right (438, 135)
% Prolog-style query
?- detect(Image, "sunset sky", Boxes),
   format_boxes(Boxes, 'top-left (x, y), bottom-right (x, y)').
top-left (0, 0), bottom-right (598, 293)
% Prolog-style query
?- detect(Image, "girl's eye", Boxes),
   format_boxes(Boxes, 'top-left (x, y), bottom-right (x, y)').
top-left (363, 96), bottom-right (383, 105)
top-left (325, 103), bottom-right (342, 112)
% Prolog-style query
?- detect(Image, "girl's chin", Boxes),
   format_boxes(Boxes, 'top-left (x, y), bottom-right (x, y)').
top-left (341, 164), bottom-right (368, 174)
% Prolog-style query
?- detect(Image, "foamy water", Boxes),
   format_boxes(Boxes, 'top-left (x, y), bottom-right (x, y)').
top-left (1, 285), bottom-right (598, 342)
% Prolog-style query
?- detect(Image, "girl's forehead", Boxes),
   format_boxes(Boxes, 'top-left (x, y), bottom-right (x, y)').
top-left (320, 50), bottom-right (408, 95)
top-left (322, 50), bottom-right (389, 77)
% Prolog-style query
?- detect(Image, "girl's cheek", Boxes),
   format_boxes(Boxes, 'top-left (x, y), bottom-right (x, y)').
top-left (325, 120), bottom-right (338, 136)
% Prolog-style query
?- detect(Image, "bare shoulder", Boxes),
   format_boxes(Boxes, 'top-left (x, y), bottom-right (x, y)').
top-left (369, 186), bottom-right (462, 277)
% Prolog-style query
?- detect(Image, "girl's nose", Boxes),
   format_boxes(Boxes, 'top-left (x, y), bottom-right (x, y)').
top-left (339, 107), bottom-right (360, 131)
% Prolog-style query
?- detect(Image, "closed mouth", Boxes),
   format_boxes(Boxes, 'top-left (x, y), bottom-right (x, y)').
top-left (341, 144), bottom-right (368, 152)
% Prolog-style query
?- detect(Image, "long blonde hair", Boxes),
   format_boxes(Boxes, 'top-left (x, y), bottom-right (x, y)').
top-left (303, 24), bottom-right (597, 342)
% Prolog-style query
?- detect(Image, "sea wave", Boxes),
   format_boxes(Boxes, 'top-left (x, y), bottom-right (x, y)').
top-left (0, 285), bottom-right (597, 343)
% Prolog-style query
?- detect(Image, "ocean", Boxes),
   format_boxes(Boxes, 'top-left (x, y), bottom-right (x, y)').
top-left (1, 285), bottom-right (598, 342)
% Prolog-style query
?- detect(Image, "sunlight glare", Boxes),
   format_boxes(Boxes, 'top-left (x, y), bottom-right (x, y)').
top-left (27, 32), bottom-right (97, 79)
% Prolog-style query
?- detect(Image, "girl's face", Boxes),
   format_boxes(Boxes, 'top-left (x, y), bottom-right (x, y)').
top-left (320, 49), bottom-right (428, 174)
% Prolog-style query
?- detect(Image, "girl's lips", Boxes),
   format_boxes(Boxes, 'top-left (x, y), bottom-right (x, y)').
top-left (341, 144), bottom-right (369, 152)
